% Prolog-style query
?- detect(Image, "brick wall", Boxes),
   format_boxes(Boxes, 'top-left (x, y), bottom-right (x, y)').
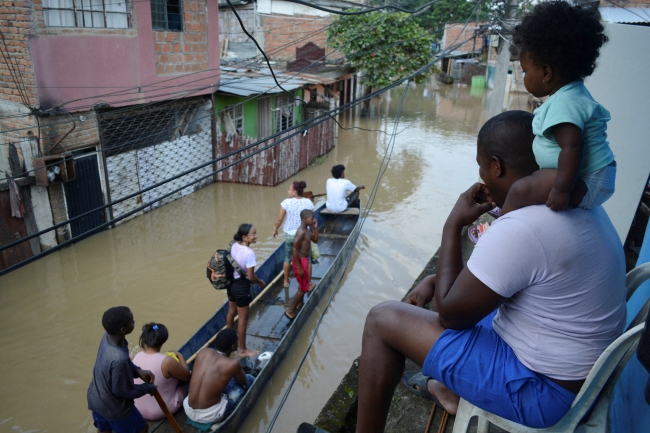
top-left (261, 14), bottom-right (335, 61)
top-left (39, 110), bottom-right (100, 154)
top-left (154, 0), bottom-right (210, 75)
top-left (219, 7), bottom-right (256, 44)
top-left (0, 109), bottom-right (38, 150)
top-left (0, 1), bottom-right (39, 108)
top-left (47, 183), bottom-right (70, 243)
top-left (442, 22), bottom-right (488, 53)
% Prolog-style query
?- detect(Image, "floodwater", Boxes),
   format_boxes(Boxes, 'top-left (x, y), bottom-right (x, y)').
top-left (0, 82), bottom-right (529, 433)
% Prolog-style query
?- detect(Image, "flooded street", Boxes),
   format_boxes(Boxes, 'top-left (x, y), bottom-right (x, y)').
top-left (0, 83), bottom-right (528, 432)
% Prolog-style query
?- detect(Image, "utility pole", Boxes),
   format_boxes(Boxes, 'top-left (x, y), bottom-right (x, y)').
top-left (488, 0), bottom-right (518, 119)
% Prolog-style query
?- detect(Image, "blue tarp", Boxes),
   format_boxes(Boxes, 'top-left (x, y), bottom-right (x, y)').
top-left (610, 217), bottom-right (650, 432)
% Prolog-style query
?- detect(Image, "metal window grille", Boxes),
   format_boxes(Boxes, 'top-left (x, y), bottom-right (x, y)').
top-left (151, 0), bottom-right (183, 31)
top-left (43, 0), bottom-right (130, 28)
top-left (98, 100), bottom-right (204, 157)
top-left (275, 94), bottom-right (295, 133)
top-left (98, 98), bottom-right (212, 222)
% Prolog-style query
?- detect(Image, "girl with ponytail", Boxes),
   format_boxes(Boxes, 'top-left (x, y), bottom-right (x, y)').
top-left (227, 224), bottom-right (266, 357)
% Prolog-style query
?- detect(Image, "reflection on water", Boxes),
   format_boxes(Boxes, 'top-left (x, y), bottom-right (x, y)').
top-left (0, 83), bottom-right (530, 432)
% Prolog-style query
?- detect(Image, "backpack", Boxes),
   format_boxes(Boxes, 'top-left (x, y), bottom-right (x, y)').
top-left (206, 244), bottom-right (245, 290)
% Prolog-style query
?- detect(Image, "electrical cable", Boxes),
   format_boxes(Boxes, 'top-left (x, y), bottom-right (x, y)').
top-left (0, 0), bottom-right (442, 122)
top-left (1, 28), bottom-right (479, 188)
top-left (263, 76), bottom-right (411, 433)
top-left (0, 7), bottom-right (438, 146)
top-left (262, 3), bottom-right (485, 430)
top-left (0, 29), bottom-right (32, 108)
top-left (5, 0), bottom-right (436, 118)
top-left (1, 7), bottom-right (484, 270)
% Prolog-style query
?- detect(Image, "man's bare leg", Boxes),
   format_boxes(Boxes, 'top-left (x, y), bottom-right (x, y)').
top-left (356, 301), bottom-right (450, 433)
top-left (501, 169), bottom-right (587, 215)
top-left (287, 291), bottom-right (304, 318)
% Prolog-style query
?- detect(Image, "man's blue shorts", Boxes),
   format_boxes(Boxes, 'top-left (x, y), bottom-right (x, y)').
top-left (92, 408), bottom-right (146, 433)
top-left (422, 310), bottom-right (576, 428)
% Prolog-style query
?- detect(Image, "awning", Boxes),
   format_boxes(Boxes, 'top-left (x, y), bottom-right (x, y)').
top-left (217, 67), bottom-right (336, 97)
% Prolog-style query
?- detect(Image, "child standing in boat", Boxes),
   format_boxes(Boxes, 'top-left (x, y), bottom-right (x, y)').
top-left (226, 223), bottom-right (266, 358)
top-left (285, 209), bottom-right (318, 320)
top-left (87, 306), bottom-right (157, 433)
top-left (499, 1), bottom-right (615, 215)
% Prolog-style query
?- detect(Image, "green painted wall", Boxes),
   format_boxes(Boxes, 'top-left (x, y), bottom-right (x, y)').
top-left (294, 89), bottom-right (303, 125)
top-left (213, 95), bottom-right (257, 138)
top-left (214, 89), bottom-right (303, 138)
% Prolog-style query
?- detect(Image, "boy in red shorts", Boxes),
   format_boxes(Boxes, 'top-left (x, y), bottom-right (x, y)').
top-left (285, 209), bottom-right (318, 320)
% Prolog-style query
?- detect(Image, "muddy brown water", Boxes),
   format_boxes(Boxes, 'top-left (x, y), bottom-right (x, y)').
top-left (0, 83), bottom-right (529, 433)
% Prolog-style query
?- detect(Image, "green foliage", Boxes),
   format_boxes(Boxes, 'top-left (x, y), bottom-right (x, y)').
top-left (327, 11), bottom-right (435, 88)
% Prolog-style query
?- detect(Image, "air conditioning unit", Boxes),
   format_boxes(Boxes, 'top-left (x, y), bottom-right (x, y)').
top-left (33, 153), bottom-right (76, 186)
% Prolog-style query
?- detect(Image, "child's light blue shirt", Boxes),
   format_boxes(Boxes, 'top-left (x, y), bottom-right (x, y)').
top-left (532, 81), bottom-right (614, 175)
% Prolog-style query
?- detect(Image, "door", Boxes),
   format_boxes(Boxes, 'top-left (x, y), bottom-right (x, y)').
top-left (64, 154), bottom-right (106, 237)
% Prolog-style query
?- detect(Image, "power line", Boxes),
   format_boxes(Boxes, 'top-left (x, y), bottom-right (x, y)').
top-left (1, 0), bottom-right (445, 120)
top-left (263, 2), bottom-right (485, 430)
top-left (2, 22), bottom-right (479, 183)
top-left (0, 3), bottom-right (483, 275)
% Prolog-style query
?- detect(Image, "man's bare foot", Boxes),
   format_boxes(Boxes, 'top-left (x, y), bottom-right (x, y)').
top-left (285, 309), bottom-right (297, 320)
top-left (426, 379), bottom-right (460, 414)
top-left (238, 348), bottom-right (259, 358)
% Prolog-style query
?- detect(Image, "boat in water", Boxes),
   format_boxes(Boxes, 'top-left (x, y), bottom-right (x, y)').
top-left (151, 202), bottom-right (361, 432)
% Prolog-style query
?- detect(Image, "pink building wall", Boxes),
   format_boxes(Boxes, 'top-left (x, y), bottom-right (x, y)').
top-left (29, 0), bottom-right (221, 111)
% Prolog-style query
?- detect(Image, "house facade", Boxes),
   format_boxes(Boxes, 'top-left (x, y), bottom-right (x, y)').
top-left (218, 0), bottom-right (365, 62)
top-left (212, 67), bottom-right (341, 185)
top-left (0, 0), bottom-right (358, 273)
top-left (0, 0), bottom-right (222, 271)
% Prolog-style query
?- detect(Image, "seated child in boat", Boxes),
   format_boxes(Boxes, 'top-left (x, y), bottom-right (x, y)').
top-left (500, 1), bottom-right (615, 215)
top-left (285, 209), bottom-right (318, 320)
top-left (183, 329), bottom-right (254, 431)
top-left (87, 306), bottom-right (157, 433)
top-left (133, 322), bottom-right (190, 420)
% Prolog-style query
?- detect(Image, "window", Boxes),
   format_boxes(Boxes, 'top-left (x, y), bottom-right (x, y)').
top-left (151, 0), bottom-right (183, 31)
top-left (224, 104), bottom-right (244, 135)
top-left (43, 0), bottom-right (130, 28)
top-left (275, 94), bottom-right (295, 133)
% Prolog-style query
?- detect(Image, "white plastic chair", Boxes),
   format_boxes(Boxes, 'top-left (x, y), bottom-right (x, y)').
top-left (452, 262), bottom-right (650, 433)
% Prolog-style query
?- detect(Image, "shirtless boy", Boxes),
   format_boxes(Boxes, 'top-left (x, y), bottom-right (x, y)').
top-left (285, 209), bottom-right (318, 320)
top-left (183, 329), bottom-right (254, 429)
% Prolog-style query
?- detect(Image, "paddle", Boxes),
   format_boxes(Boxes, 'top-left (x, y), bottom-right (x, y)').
top-left (303, 191), bottom-right (326, 202)
top-left (186, 269), bottom-right (285, 364)
top-left (145, 379), bottom-right (184, 433)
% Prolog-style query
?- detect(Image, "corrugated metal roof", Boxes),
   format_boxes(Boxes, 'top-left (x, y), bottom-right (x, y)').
top-left (599, 7), bottom-right (650, 24)
top-left (217, 67), bottom-right (336, 97)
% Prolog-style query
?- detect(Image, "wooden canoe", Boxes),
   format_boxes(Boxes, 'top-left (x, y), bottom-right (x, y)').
top-left (151, 202), bottom-right (361, 432)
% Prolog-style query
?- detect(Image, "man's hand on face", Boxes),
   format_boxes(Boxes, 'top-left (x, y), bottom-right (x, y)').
top-left (448, 183), bottom-right (496, 228)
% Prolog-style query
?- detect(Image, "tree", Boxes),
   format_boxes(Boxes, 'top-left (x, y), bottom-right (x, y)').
top-left (369, 0), bottom-right (490, 42)
top-left (327, 11), bottom-right (435, 89)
